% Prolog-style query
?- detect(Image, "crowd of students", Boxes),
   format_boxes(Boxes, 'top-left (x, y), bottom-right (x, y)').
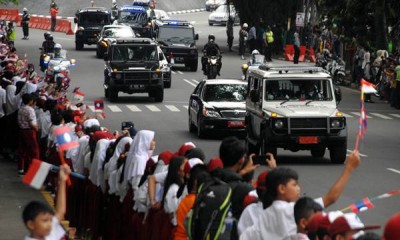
top-left (1, 22), bottom-right (399, 240)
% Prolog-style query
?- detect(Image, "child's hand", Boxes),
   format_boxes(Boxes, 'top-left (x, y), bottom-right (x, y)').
top-left (345, 150), bottom-right (360, 171)
top-left (59, 164), bottom-right (71, 182)
top-left (265, 153), bottom-right (277, 169)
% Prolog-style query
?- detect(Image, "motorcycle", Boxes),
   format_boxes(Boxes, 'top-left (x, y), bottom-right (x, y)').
top-left (206, 55), bottom-right (219, 79)
top-left (44, 50), bottom-right (76, 91)
top-left (316, 53), bottom-right (346, 85)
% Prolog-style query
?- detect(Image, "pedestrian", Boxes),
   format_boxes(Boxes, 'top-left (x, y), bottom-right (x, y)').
top-left (22, 164), bottom-right (70, 240)
top-left (265, 25), bottom-right (274, 62)
top-left (239, 23), bottom-right (248, 60)
top-left (226, 17), bottom-right (234, 52)
top-left (240, 150), bottom-right (361, 240)
top-left (247, 23), bottom-right (257, 53)
top-left (363, 46), bottom-right (374, 103)
top-left (17, 93), bottom-right (40, 175)
top-left (21, 8), bottom-right (30, 40)
top-left (50, 4), bottom-right (59, 32)
top-left (256, 22), bottom-right (265, 54)
top-left (293, 28), bottom-right (300, 64)
top-left (393, 62), bottom-right (400, 109)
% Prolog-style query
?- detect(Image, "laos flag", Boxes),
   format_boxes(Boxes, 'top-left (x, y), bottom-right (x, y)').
top-left (54, 126), bottom-right (79, 151)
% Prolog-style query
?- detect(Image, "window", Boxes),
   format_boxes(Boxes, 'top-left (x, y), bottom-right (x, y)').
top-left (158, 27), bottom-right (194, 43)
top-left (203, 84), bottom-right (247, 102)
top-left (111, 45), bottom-right (157, 61)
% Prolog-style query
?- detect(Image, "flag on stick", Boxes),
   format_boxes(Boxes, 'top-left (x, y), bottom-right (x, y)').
top-left (339, 190), bottom-right (400, 213)
top-left (74, 90), bottom-right (85, 102)
top-left (54, 126), bottom-right (79, 151)
top-left (94, 99), bottom-right (104, 112)
top-left (360, 79), bottom-right (377, 94)
top-left (22, 159), bottom-right (51, 190)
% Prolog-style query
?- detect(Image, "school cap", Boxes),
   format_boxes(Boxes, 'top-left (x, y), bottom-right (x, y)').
top-left (383, 212), bottom-right (400, 240)
top-left (177, 142), bottom-right (196, 156)
top-left (83, 118), bottom-right (100, 129)
top-left (307, 211), bottom-right (344, 233)
top-left (328, 213), bottom-right (380, 237)
top-left (158, 150), bottom-right (174, 165)
top-left (256, 171), bottom-right (268, 191)
top-left (207, 157), bottom-right (223, 172)
top-left (184, 158), bottom-right (203, 174)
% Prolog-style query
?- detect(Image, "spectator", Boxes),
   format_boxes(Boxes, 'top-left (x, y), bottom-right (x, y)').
top-left (293, 28), bottom-right (300, 64)
top-left (328, 213), bottom-right (380, 240)
top-left (50, 4), bottom-right (59, 32)
top-left (5, 22), bottom-right (16, 47)
top-left (290, 196), bottom-right (323, 239)
top-left (226, 17), bottom-right (234, 52)
top-left (239, 23), bottom-right (248, 60)
top-left (248, 23), bottom-right (257, 53)
top-left (21, 8), bottom-right (30, 40)
top-left (265, 25), bottom-right (274, 62)
top-left (382, 212), bottom-right (400, 240)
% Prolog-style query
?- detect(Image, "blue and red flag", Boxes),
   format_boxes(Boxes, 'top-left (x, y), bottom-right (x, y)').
top-left (94, 99), bottom-right (104, 112)
top-left (54, 126), bottom-right (79, 151)
top-left (349, 197), bottom-right (374, 213)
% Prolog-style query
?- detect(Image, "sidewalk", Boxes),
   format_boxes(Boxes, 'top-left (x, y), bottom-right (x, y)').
top-left (0, 156), bottom-right (43, 240)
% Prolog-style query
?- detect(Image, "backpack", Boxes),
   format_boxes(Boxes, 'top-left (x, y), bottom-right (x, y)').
top-left (188, 177), bottom-right (237, 240)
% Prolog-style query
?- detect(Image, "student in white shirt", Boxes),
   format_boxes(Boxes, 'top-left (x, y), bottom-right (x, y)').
top-left (240, 151), bottom-right (360, 240)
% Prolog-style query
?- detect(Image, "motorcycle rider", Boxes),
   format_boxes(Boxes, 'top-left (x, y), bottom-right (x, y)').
top-left (201, 34), bottom-right (222, 76)
top-left (40, 33), bottom-right (55, 71)
top-left (54, 43), bottom-right (63, 58)
top-left (248, 49), bottom-right (264, 65)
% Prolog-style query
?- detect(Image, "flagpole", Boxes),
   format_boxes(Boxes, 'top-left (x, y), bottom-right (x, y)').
top-left (58, 151), bottom-right (71, 186)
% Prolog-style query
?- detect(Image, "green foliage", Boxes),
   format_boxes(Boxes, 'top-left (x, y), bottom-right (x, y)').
top-left (0, 0), bottom-right (19, 4)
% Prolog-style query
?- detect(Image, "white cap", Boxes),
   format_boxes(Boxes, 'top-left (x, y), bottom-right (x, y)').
top-left (252, 49), bottom-right (260, 55)
top-left (23, 8), bottom-right (28, 11)
top-left (54, 43), bottom-right (62, 49)
top-left (243, 23), bottom-right (248, 28)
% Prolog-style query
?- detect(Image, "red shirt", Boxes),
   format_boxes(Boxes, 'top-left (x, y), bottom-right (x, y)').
top-left (50, 7), bottom-right (58, 17)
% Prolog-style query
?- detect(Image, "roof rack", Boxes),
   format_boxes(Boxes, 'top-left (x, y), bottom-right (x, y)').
top-left (258, 64), bottom-right (326, 74)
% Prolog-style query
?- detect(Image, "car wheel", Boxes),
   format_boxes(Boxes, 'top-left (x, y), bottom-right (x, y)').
top-left (104, 88), bottom-right (109, 98)
top-left (76, 41), bottom-right (84, 50)
top-left (164, 78), bottom-right (171, 88)
top-left (149, 87), bottom-right (164, 102)
top-left (109, 87), bottom-right (118, 102)
top-left (209, 22), bottom-right (213, 26)
top-left (260, 132), bottom-right (277, 157)
top-left (190, 62), bottom-right (198, 72)
top-left (311, 147), bottom-right (326, 158)
top-left (329, 143), bottom-right (347, 164)
top-left (197, 117), bottom-right (205, 138)
top-left (188, 112), bottom-right (195, 133)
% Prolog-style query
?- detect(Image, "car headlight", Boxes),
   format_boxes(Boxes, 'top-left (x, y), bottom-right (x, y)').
top-left (331, 119), bottom-right (342, 128)
top-left (115, 73), bottom-right (122, 80)
top-left (203, 109), bottom-right (220, 117)
top-left (274, 119), bottom-right (284, 129)
top-left (152, 72), bottom-right (161, 79)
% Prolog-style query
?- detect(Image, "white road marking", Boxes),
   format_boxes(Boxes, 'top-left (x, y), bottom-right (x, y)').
top-left (389, 114), bottom-right (400, 118)
top-left (171, 71), bottom-right (176, 75)
top-left (88, 105), bottom-right (95, 112)
top-left (183, 105), bottom-right (189, 110)
top-left (369, 113), bottom-right (393, 120)
top-left (165, 105), bottom-right (180, 112)
top-left (347, 149), bottom-right (368, 157)
top-left (387, 168), bottom-right (400, 175)
top-left (126, 105), bottom-right (142, 112)
top-left (108, 105), bottom-right (122, 112)
top-left (177, 71), bottom-right (184, 74)
top-left (350, 112), bottom-right (372, 118)
top-left (341, 113), bottom-right (354, 118)
top-left (183, 79), bottom-right (197, 87)
top-left (146, 105), bottom-right (161, 112)
top-left (191, 79), bottom-right (199, 84)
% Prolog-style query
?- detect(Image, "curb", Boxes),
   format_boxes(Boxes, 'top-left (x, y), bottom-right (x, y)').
top-left (167, 8), bottom-right (206, 15)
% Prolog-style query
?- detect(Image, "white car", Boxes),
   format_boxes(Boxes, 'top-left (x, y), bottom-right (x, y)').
top-left (208, 5), bottom-right (239, 26)
top-left (148, 9), bottom-right (170, 20)
top-left (205, 0), bottom-right (225, 11)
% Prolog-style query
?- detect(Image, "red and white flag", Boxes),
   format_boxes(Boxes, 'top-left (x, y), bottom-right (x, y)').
top-left (74, 90), bottom-right (85, 102)
top-left (22, 159), bottom-right (51, 190)
top-left (360, 79), bottom-right (377, 94)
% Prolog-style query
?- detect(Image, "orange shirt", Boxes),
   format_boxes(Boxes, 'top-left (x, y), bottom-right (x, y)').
top-left (50, 7), bottom-right (58, 17)
top-left (174, 193), bottom-right (196, 240)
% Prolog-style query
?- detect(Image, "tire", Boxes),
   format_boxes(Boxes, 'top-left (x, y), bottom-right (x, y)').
top-left (209, 22), bottom-right (213, 26)
top-left (260, 132), bottom-right (277, 157)
top-left (109, 87), bottom-right (118, 102)
top-left (311, 147), bottom-right (326, 158)
top-left (329, 143), bottom-right (347, 164)
top-left (75, 41), bottom-right (84, 50)
top-left (149, 87), bottom-right (164, 102)
top-left (197, 117), bottom-right (205, 138)
top-left (96, 48), bottom-right (103, 59)
top-left (104, 88), bottom-right (109, 98)
top-left (190, 62), bottom-right (198, 72)
top-left (164, 80), bottom-right (171, 88)
top-left (188, 112), bottom-right (195, 133)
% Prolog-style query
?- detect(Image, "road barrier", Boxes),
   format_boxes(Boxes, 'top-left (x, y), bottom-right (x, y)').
top-left (284, 44), bottom-right (316, 63)
top-left (284, 44), bottom-right (294, 61)
top-left (0, 8), bottom-right (74, 35)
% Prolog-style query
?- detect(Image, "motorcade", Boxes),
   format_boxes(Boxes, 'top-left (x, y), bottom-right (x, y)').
top-left (96, 25), bottom-right (136, 58)
top-left (114, 4), bottom-right (152, 37)
top-left (188, 79), bottom-right (247, 138)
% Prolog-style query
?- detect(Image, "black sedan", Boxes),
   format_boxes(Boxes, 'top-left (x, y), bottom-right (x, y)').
top-left (96, 25), bottom-right (136, 58)
top-left (188, 79), bottom-right (247, 138)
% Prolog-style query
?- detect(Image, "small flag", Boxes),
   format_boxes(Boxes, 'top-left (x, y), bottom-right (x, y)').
top-left (54, 126), bottom-right (79, 151)
top-left (22, 159), bottom-right (51, 190)
top-left (349, 198), bottom-right (374, 213)
top-left (97, 112), bottom-right (106, 120)
top-left (72, 87), bottom-right (80, 93)
top-left (74, 90), bottom-right (85, 102)
top-left (94, 99), bottom-right (104, 112)
top-left (360, 79), bottom-right (377, 94)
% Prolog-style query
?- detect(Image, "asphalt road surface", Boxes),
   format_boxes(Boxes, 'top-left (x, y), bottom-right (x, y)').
top-left (1, 11), bottom-right (399, 239)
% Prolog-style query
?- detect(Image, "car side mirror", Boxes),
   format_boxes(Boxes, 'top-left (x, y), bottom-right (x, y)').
top-left (103, 53), bottom-right (109, 61)
top-left (191, 93), bottom-right (199, 99)
top-left (250, 89), bottom-right (259, 102)
top-left (195, 33), bottom-right (199, 40)
top-left (136, 33), bottom-right (141, 37)
top-left (158, 53), bottom-right (164, 60)
top-left (334, 86), bottom-right (342, 104)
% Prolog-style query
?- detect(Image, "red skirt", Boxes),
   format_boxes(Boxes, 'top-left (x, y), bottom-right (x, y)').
top-left (17, 129), bottom-right (39, 172)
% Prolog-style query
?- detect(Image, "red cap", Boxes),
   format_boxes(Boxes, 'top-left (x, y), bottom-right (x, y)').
top-left (92, 131), bottom-right (115, 141)
top-left (328, 213), bottom-right (380, 237)
top-left (178, 142), bottom-right (195, 156)
top-left (256, 171), bottom-right (268, 191)
top-left (184, 158), bottom-right (203, 174)
top-left (307, 212), bottom-right (331, 233)
top-left (207, 157), bottom-right (223, 172)
top-left (383, 213), bottom-right (400, 240)
top-left (158, 150), bottom-right (174, 165)
top-left (242, 195), bottom-right (258, 209)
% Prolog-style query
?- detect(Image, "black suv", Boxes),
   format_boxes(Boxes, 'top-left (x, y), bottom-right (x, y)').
top-left (74, 7), bottom-right (112, 50)
top-left (153, 20), bottom-right (199, 71)
top-left (103, 38), bottom-right (164, 102)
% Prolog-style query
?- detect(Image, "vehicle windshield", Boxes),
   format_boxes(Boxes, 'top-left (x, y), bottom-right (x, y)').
top-left (158, 27), bottom-right (194, 43)
top-left (103, 28), bottom-right (134, 38)
top-left (203, 84), bottom-right (247, 102)
top-left (119, 11), bottom-right (148, 24)
top-left (111, 45), bottom-right (157, 61)
top-left (78, 13), bottom-right (109, 25)
top-left (264, 79), bottom-right (333, 101)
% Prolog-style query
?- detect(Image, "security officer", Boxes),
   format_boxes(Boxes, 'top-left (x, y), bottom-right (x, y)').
top-left (21, 8), bottom-right (30, 40)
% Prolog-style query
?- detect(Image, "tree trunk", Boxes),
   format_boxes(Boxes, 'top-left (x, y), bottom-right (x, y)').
top-left (374, 0), bottom-right (388, 49)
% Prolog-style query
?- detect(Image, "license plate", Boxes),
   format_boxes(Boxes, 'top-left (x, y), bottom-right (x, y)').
top-left (227, 121), bottom-right (245, 128)
top-left (298, 136), bottom-right (318, 144)
top-left (130, 84), bottom-right (145, 89)
top-left (175, 57), bottom-right (184, 62)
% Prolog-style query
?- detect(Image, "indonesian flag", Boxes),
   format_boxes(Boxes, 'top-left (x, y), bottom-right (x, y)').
top-left (22, 159), bottom-right (51, 190)
top-left (74, 90), bottom-right (85, 102)
top-left (94, 99), bottom-right (104, 112)
top-left (360, 79), bottom-right (377, 94)
top-left (54, 126), bottom-right (79, 151)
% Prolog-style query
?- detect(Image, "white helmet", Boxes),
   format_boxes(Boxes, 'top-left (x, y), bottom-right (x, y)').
top-left (252, 49), bottom-right (260, 55)
top-left (23, 8), bottom-right (28, 12)
top-left (243, 23), bottom-right (248, 28)
top-left (54, 43), bottom-right (62, 49)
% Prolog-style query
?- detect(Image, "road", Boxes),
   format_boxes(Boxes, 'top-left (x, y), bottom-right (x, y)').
top-left (1, 11), bottom-right (399, 239)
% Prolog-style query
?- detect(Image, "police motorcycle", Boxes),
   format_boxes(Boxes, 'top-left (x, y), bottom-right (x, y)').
top-left (44, 44), bottom-right (76, 91)
top-left (39, 32), bottom-right (55, 72)
top-left (316, 49), bottom-right (346, 85)
top-left (241, 50), bottom-right (265, 80)
top-left (204, 49), bottom-right (219, 79)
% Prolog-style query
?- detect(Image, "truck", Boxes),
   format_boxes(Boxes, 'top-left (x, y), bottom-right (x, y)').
top-left (245, 64), bottom-right (347, 164)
